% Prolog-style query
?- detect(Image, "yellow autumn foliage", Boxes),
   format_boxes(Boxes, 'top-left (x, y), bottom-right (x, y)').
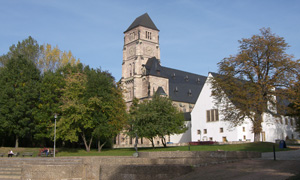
top-left (38, 44), bottom-right (80, 72)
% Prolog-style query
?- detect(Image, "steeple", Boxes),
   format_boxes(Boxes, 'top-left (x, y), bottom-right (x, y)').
top-left (124, 13), bottom-right (159, 33)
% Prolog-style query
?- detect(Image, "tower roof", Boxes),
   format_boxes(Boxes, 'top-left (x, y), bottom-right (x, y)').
top-left (124, 13), bottom-right (159, 33)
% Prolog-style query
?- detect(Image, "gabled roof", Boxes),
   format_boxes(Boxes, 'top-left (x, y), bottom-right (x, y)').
top-left (124, 13), bottom-right (159, 33)
top-left (145, 57), bottom-right (207, 104)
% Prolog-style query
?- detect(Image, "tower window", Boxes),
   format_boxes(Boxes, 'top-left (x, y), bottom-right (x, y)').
top-left (146, 31), bottom-right (152, 40)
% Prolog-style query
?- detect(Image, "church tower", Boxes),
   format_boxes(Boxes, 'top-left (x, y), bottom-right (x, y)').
top-left (122, 13), bottom-right (160, 107)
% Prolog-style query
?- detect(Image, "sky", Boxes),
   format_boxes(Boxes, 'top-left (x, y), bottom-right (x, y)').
top-left (1, 0), bottom-right (300, 80)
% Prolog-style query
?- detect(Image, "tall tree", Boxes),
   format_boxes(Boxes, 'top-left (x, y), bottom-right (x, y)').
top-left (0, 55), bottom-right (40, 147)
top-left (211, 28), bottom-right (299, 142)
top-left (86, 69), bottom-right (127, 152)
top-left (33, 70), bottom-right (65, 146)
top-left (287, 75), bottom-right (300, 132)
top-left (129, 94), bottom-right (186, 148)
top-left (57, 65), bottom-right (127, 152)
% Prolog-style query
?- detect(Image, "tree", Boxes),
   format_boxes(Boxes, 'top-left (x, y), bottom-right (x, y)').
top-left (0, 55), bottom-right (40, 147)
top-left (129, 94), bottom-right (186, 148)
top-left (0, 36), bottom-right (80, 73)
top-left (58, 66), bottom-right (94, 152)
top-left (33, 70), bottom-right (65, 146)
top-left (211, 28), bottom-right (299, 142)
top-left (38, 44), bottom-right (80, 73)
top-left (287, 75), bottom-right (300, 133)
top-left (85, 68), bottom-right (127, 152)
top-left (57, 64), bottom-right (127, 152)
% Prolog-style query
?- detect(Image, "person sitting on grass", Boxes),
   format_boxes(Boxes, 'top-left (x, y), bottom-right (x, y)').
top-left (8, 150), bottom-right (14, 157)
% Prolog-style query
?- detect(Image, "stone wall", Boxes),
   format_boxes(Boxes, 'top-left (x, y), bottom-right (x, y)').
top-left (0, 151), bottom-right (261, 180)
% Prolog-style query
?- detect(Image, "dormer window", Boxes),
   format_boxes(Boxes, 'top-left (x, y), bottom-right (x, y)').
top-left (172, 73), bottom-right (176, 79)
top-left (184, 75), bottom-right (189, 81)
top-left (174, 86), bottom-right (178, 92)
top-left (197, 78), bottom-right (201, 83)
top-left (188, 89), bottom-right (192, 96)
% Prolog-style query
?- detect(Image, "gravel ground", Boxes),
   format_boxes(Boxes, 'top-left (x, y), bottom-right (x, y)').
top-left (173, 149), bottom-right (300, 180)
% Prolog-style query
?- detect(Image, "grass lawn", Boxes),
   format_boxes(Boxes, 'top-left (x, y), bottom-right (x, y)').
top-left (0, 142), bottom-right (292, 157)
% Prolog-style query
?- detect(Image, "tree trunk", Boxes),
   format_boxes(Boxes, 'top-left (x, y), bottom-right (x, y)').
top-left (81, 133), bottom-right (93, 152)
top-left (149, 138), bottom-right (155, 148)
top-left (161, 136), bottom-right (167, 147)
top-left (15, 135), bottom-right (19, 148)
top-left (98, 140), bottom-right (106, 152)
top-left (254, 132), bottom-right (261, 142)
top-left (253, 113), bottom-right (263, 142)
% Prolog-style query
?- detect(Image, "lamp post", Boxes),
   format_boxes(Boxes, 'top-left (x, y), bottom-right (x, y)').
top-left (54, 113), bottom-right (57, 158)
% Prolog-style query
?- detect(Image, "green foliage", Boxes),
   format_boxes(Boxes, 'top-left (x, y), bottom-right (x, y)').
top-left (129, 94), bottom-right (186, 147)
top-left (33, 70), bottom-right (65, 145)
top-left (211, 28), bottom-right (299, 141)
top-left (57, 64), bottom-right (127, 152)
top-left (0, 55), bottom-right (40, 147)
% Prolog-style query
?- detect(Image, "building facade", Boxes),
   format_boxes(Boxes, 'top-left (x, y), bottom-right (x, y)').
top-left (115, 13), bottom-right (206, 146)
top-left (191, 73), bottom-right (299, 143)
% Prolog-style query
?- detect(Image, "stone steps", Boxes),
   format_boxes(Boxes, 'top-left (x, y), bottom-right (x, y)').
top-left (0, 167), bottom-right (21, 180)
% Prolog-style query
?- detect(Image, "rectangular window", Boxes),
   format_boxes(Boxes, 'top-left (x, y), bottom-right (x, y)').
top-left (211, 110), bottom-right (215, 121)
top-left (197, 130), bottom-right (201, 135)
top-left (206, 109), bottom-right (219, 122)
top-left (204, 129), bottom-right (207, 134)
top-left (220, 128), bottom-right (223, 133)
top-left (243, 127), bottom-right (245, 132)
top-left (243, 135), bottom-right (246, 140)
top-left (215, 109), bottom-right (219, 121)
top-left (206, 110), bottom-right (210, 122)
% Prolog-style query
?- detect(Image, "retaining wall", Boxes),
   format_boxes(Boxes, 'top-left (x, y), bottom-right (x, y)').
top-left (0, 151), bottom-right (261, 180)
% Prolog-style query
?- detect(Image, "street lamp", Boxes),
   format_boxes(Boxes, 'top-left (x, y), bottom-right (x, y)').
top-left (54, 113), bottom-right (57, 158)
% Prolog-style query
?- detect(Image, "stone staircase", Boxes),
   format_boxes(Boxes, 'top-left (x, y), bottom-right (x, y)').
top-left (0, 166), bottom-right (22, 180)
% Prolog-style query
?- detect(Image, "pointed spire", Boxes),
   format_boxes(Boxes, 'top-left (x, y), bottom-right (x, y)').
top-left (124, 13), bottom-right (159, 33)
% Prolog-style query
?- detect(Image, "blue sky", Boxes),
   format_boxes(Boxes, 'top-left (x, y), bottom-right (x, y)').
top-left (1, 0), bottom-right (300, 80)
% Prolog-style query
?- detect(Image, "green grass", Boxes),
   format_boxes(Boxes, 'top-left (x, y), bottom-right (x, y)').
top-left (0, 142), bottom-right (293, 157)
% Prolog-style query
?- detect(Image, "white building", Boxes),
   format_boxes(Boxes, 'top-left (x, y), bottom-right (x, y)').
top-left (191, 72), bottom-right (299, 143)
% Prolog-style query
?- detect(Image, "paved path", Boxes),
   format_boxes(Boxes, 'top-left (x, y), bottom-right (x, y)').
top-left (173, 149), bottom-right (300, 180)
top-left (261, 149), bottom-right (300, 160)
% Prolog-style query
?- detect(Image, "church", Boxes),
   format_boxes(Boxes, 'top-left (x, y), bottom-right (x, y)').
top-left (114, 13), bottom-right (299, 147)
top-left (114, 13), bottom-right (206, 146)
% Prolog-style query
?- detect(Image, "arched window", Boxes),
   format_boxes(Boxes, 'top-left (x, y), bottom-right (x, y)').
top-left (133, 62), bottom-right (135, 75)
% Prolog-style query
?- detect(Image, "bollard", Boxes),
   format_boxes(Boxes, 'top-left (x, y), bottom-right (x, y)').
top-left (273, 145), bottom-right (276, 161)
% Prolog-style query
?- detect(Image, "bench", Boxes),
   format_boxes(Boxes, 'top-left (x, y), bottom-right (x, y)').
top-left (13, 152), bottom-right (19, 157)
top-left (0, 153), bottom-right (4, 157)
top-left (22, 152), bottom-right (33, 157)
top-left (40, 152), bottom-right (52, 157)
top-left (40, 150), bottom-right (56, 157)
